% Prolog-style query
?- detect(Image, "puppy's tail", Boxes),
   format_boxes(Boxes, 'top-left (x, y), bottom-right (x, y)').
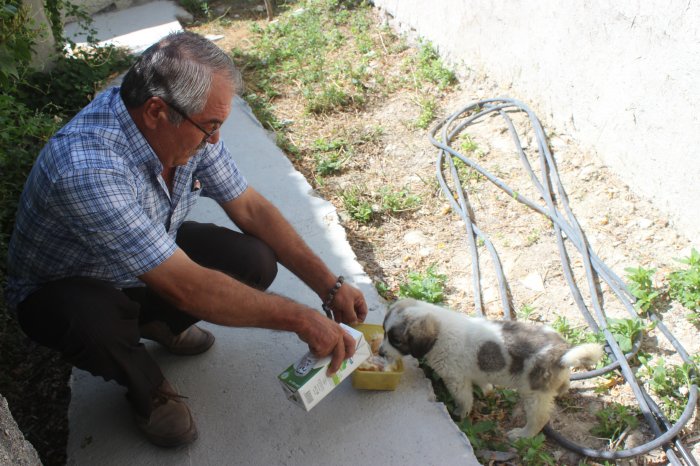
top-left (561, 343), bottom-right (604, 368)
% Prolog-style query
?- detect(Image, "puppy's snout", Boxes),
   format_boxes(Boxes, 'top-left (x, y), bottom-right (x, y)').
top-left (377, 340), bottom-right (388, 357)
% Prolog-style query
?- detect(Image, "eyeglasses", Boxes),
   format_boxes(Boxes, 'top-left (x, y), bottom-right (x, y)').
top-left (163, 99), bottom-right (218, 142)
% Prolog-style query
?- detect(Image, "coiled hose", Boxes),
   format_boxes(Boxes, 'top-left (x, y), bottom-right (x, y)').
top-left (428, 98), bottom-right (698, 464)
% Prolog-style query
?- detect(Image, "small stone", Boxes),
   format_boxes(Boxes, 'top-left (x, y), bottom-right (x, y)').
top-left (403, 230), bottom-right (427, 245)
top-left (521, 272), bottom-right (545, 292)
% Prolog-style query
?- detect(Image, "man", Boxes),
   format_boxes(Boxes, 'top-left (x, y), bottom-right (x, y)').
top-left (4, 31), bottom-right (368, 447)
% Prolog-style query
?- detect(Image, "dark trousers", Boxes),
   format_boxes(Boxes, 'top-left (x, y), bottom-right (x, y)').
top-left (16, 221), bottom-right (278, 416)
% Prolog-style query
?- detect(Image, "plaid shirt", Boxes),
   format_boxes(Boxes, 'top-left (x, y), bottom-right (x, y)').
top-left (4, 87), bottom-right (248, 309)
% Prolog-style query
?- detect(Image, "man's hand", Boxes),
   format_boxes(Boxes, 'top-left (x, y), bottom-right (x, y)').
top-left (329, 282), bottom-right (368, 325)
top-left (298, 311), bottom-right (357, 375)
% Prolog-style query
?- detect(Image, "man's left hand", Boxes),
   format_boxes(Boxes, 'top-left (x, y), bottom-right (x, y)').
top-left (330, 282), bottom-right (368, 325)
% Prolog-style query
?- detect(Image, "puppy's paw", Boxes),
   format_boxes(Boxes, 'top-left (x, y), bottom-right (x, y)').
top-left (507, 427), bottom-right (531, 441)
top-left (451, 405), bottom-right (469, 420)
top-left (478, 383), bottom-right (494, 396)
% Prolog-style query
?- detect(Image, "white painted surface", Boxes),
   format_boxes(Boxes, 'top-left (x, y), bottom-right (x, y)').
top-left (373, 0), bottom-right (700, 242)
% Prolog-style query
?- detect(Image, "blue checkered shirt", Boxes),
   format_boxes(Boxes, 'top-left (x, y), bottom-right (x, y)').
top-left (4, 87), bottom-right (248, 309)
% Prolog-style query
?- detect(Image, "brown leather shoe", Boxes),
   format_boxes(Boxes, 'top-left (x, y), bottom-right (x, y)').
top-left (140, 321), bottom-right (215, 355)
top-left (135, 380), bottom-right (197, 448)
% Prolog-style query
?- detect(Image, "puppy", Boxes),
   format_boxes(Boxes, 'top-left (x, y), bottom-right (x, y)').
top-left (380, 298), bottom-right (603, 440)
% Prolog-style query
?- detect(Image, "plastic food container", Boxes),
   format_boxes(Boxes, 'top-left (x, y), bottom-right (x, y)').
top-left (351, 323), bottom-right (404, 391)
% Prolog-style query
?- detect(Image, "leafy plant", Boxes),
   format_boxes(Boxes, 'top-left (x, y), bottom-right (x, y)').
top-left (179, 0), bottom-right (211, 19)
top-left (414, 39), bottom-right (456, 90)
top-left (590, 403), bottom-right (639, 444)
top-left (517, 304), bottom-right (536, 321)
top-left (379, 186), bottom-right (421, 213)
top-left (415, 95), bottom-right (437, 129)
top-left (668, 248), bottom-right (700, 318)
top-left (625, 266), bottom-right (661, 314)
top-left (340, 186), bottom-right (374, 223)
top-left (513, 434), bottom-right (556, 466)
top-left (606, 317), bottom-right (646, 354)
top-left (312, 137), bottom-right (351, 176)
top-left (399, 265), bottom-right (447, 303)
top-left (458, 418), bottom-right (501, 452)
top-left (551, 316), bottom-right (595, 346)
top-left (0, 0), bottom-right (39, 87)
top-left (638, 355), bottom-right (697, 422)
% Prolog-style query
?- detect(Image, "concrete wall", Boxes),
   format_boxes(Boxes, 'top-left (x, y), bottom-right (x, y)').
top-left (373, 0), bottom-right (700, 242)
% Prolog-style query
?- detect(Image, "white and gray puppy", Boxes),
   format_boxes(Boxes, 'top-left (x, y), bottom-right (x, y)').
top-left (380, 298), bottom-right (603, 440)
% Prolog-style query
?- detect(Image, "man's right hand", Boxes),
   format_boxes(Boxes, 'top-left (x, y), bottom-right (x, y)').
top-left (298, 311), bottom-right (356, 375)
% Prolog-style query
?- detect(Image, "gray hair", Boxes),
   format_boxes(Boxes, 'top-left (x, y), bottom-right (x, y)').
top-left (120, 31), bottom-right (242, 123)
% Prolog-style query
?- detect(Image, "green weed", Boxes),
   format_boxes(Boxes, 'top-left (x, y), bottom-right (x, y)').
top-left (517, 304), bottom-right (537, 321)
top-left (459, 418), bottom-right (504, 452)
top-left (590, 403), bottom-right (639, 444)
top-left (638, 355), bottom-right (697, 422)
top-left (668, 248), bottom-right (700, 319)
top-left (179, 0), bottom-right (210, 19)
top-left (606, 317), bottom-right (647, 354)
top-left (312, 137), bottom-right (351, 176)
top-left (414, 39), bottom-right (456, 90)
top-left (399, 265), bottom-right (447, 303)
top-left (379, 186), bottom-right (421, 213)
top-left (415, 96), bottom-right (437, 129)
top-left (551, 316), bottom-right (595, 346)
top-left (513, 434), bottom-right (556, 466)
top-left (624, 266), bottom-right (661, 314)
top-left (340, 186), bottom-right (374, 223)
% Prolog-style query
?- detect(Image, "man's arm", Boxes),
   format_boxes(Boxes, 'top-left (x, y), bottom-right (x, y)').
top-left (139, 250), bottom-right (355, 373)
top-left (220, 186), bottom-right (368, 324)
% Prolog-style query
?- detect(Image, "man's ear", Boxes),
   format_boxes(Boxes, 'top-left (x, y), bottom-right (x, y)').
top-left (142, 97), bottom-right (169, 131)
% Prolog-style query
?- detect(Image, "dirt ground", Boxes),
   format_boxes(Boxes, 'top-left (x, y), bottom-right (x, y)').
top-left (194, 3), bottom-right (699, 464)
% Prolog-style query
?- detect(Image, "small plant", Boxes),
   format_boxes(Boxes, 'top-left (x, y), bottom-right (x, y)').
top-left (624, 266), bottom-right (661, 314)
top-left (415, 96), bottom-right (437, 129)
top-left (304, 84), bottom-right (355, 114)
top-left (379, 187), bottom-right (421, 214)
top-left (590, 403), bottom-right (639, 444)
top-left (551, 316), bottom-right (594, 346)
top-left (312, 137), bottom-right (351, 176)
top-left (340, 186), bottom-right (374, 223)
top-left (606, 317), bottom-right (646, 354)
top-left (480, 387), bottom-right (519, 413)
top-left (459, 134), bottom-right (479, 154)
top-left (513, 433), bottom-right (556, 466)
top-left (525, 228), bottom-right (541, 246)
top-left (179, 0), bottom-right (211, 19)
top-left (517, 304), bottom-right (537, 321)
top-left (458, 418), bottom-right (502, 452)
top-left (374, 280), bottom-right (391, 299)
top-left (638, 355), bottom-right (697, 422)
top-left (414, 40), bottom-right (456, 90)
top-left (399, 265), bottom-right (447, 303)
top-left (668, 248), bottom-right (700, 320)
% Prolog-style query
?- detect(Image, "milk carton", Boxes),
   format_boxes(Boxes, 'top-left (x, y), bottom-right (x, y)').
top-left (278, 324), bottom-right (371, 411)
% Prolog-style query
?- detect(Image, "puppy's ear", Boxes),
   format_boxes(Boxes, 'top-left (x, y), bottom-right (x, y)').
top-left (407, 314), bottom-right (438, 359)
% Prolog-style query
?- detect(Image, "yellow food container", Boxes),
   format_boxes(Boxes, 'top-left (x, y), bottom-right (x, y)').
top-left (351, 323), bottom-right (404, 391)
